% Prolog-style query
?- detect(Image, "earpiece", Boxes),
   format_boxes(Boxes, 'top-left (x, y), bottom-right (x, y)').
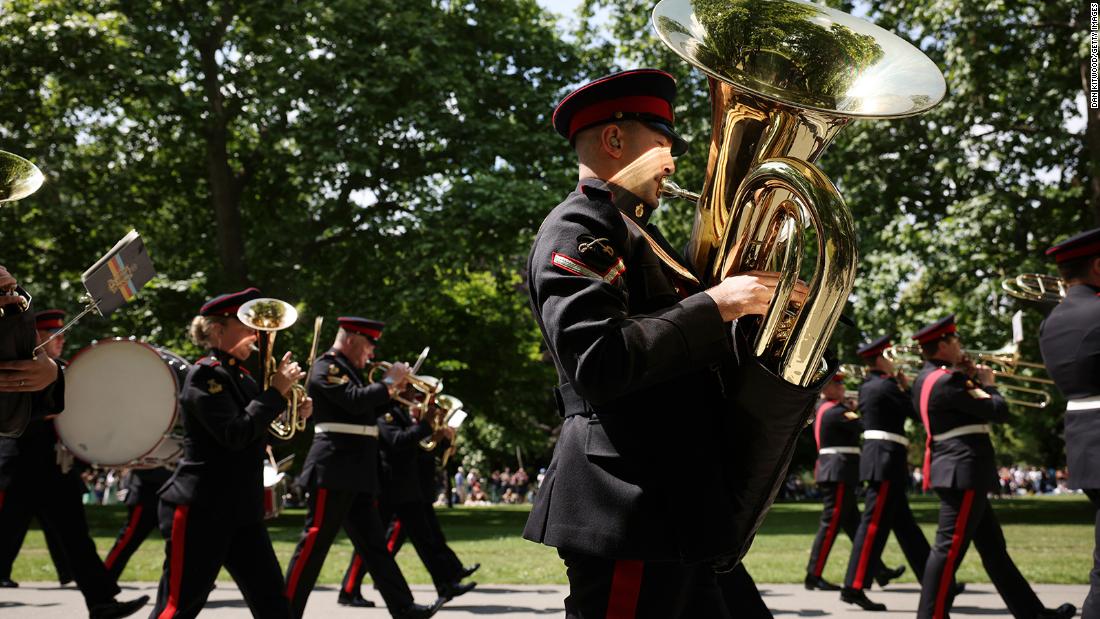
top-left (609, 137), bottom-right (621, 148)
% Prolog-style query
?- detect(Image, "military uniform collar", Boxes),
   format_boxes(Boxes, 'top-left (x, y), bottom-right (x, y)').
top-left (577, 177), bottom-right (657, 226)
top-left (1067, 283), bottom-right (1100, 298)
top-left (925, 357), bottom-right (952, 370)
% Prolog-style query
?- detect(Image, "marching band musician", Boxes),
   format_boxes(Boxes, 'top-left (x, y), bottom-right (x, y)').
top-left (1039, 228), bottom-right (1100, 619)
top-left (0, 309), bottom-right (147, 618)
top-left (522, 68), bottom-right (811, 616)
top-left (840, 336), bottom-right (932, 611)
top-left (911, 315), bottom-right (1075, 619)
top-left (0, 309), bottom-right (74, 589)
top-left (0, 266), bottom-right (63, 432)
top-left (150, 288), bottom-right (310, 618)
top-left (338, 406), bottom-right (480, 607)
top-left (283, 317), bottom-right (442, 619)
top-left (804, 373), bottom-right (900, 601)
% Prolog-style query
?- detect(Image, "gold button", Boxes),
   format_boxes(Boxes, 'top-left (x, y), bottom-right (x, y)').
top-left (614, 111), bottom-right (623, 119)
top-left (635, 204), bottom-right (645, 218)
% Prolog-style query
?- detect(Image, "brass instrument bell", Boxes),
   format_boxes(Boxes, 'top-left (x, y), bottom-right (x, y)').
top-left (236, 298), bottom-right (311, 439)
top-left (0, 150), bottom-right (44, 203)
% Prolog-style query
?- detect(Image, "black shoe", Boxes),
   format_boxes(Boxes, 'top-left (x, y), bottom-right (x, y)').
top-left (954, 582), bottom-right (967, 597)
top-left (1036, 603), bottom-right (1077, 619)
top-left (841, 587), bottom-right (887, 611)
top-left (0, 578), bottom-right (17, 588)
top-left (89, 595), bottom-right (150, 619)
top-left (337, 591), bottom-right (377, 607)
top-left (873, 564), bottom-right (905, 588)
top-left (59, 576), bottom-right (73, 586)
top-left (459, 562), bottom-right (481, 579)
top-left (440, 580), bottom-right (477, 601)
top-left (804, 574), bottom-right (841, 591)
top-left (394, 597), bottom-right (445, 619)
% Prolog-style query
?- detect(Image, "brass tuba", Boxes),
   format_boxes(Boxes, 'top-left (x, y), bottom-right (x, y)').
top-left (653, 0), bottom-right (946, 385)
top-left (0, 150), bottom-right (44, 203)
top-left (236, 298), bottom-right (315, 439)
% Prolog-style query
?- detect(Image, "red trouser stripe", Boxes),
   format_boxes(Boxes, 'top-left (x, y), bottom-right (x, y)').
top-left (934, 489), bottom-right (975, 619)
top-left (606, 559), bottom-right (644, 619)
top-left (285, 488), bottom-right (328, 599)
top-left (387, 519), bottom-right (403, 554)
top-left (105, 504), bottom-right (144, 570)
top-left (157, 505), bottom-right (190, 619)
top-left (813, 482), bottom-right (846, 577)
top-left (0, 490), bottom-right (5, 510)
top-left (344, 555), bottom-right (363, 594)
top-left (852, 480), bottom-right (891, 589)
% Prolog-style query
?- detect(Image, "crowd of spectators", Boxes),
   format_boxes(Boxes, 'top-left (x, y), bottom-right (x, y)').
top-left (782, 465), bottom-right (1080, 501)
top-left (446, 466), bottom-right (543, 506)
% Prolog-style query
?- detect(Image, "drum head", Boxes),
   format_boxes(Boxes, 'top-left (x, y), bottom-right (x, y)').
top-left (55, 339), bottom-right (179, 467)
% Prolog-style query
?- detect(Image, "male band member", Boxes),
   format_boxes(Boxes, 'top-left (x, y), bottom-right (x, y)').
top-left (150, 288), bottom-right (309, 618)
top-left (0, 266), bottom-right (63, 433)
top-left (0, 309), bottom-right (147, 618)
top-left (339, 418), bottom-right (479, 607)
top-left (103, 466), bottom-right (171, 580)
top-left (840, 336), bottom-right (935, 611)
top-left (804, 373), bottom-right (900, 597)
top-left (283, 317), bottom-right (442, 619)
top-left (911, 315), bottom-right (1075, 619)
top-left (0, 310), bottom-right (74, 588)
top-left (1039, 228), bottom-right (1100, 619)
top-left (522, 68), bottom-right (813, 617)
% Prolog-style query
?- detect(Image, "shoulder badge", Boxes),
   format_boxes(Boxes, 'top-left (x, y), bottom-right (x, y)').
top-left (551, 252), bottom-right (626, 285)
top-left (967, 387), bottom-right (992, 399)
top-left (328, 363), bottom-right (340, 375)
top-left (326, 375), bottom-right (350, 385)
top-left (207, 379), bottom-right (223, 394)
top-left (383, 412), bottom-right (394, 423)
top-left (843, 411), bottom-right (860, 421)
top-left (577, 234), bottom-right (615, 259)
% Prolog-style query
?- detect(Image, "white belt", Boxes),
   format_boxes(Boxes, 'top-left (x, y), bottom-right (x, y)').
top-left (933, 424), bottom-right (990, 441)
top-left (819, 446), bottom-right (861, 455)
top-left (862, 430), bottom-right (909, 446)
top-left (1067, 396), bottom-right (1100, 412)
top-left (314, 422), bottom-right (379, 437)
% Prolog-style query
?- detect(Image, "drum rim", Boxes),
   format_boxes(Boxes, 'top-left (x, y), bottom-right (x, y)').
top-left (55, 337), bottom-right (181, 467)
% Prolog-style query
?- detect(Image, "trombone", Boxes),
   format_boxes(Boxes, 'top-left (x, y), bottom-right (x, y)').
top-left (237, 298), bottom-right (318, 439)
top-left (1002, 273), bottom-right (1066, 305)
top-left (883, 344), bottom-right (1054, 409)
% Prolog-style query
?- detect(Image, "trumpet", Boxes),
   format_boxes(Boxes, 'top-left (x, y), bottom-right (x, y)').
top-left (367, 362), bottom-right (442, 410)
top-left (1002, 273), bottom-right (1066, 305)
top-left (883, 343), bottom-right (1054, 409)
top-left (419, 394), bottom-right (463, 450)
top-left (237, 298), bottom-right (317, 439)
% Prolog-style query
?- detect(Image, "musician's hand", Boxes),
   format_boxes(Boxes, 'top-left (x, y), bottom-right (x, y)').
top-left (0, 265), bottom-right (15, 291)
top-left (895, 370), bottom-right (910, 390)
top-left (384, 362), bottom-right (411, 391)
top-left (271, 352), bottom-right (305, 397)
top-left (704, 270), bottom-right (810, 322)
top-left (0, 354), bottom-right (59, 392)
top-left (299, 396), bottom-right (313, 422)
top-left (975, 364), bottom-right (995, 387)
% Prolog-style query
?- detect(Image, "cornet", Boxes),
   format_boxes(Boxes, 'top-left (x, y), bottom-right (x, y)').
top-left (367, 362), bottom-right (442, 410)
top-left (237, 298), bottom-right (318, 439)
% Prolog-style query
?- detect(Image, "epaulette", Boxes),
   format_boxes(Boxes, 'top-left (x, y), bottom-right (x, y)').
top-left (196, 356), bottom-right (221, 368)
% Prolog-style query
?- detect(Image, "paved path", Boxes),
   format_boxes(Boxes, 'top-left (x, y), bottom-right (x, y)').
top-left (0, 582), bottom-right (1089, 617)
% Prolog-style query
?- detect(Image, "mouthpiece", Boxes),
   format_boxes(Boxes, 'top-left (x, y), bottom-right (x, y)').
top-left (659, 178), bottom-right (700, 202)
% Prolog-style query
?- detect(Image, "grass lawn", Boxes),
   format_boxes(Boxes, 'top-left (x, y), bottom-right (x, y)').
top-left (11, 495), bottom-right (1094, 585)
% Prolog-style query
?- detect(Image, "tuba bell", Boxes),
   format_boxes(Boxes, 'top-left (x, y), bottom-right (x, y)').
top-left (237, 298), bottom-right (315, 439)
top-left (653, 0), bottom-right (946, 385)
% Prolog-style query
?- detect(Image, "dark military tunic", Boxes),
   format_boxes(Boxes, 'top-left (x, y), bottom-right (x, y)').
top-left (858, 370), bottom-right (917, 482)
top-left (378, 405), bottom-right (433, 505)
top-left (299, 349), bottom-right (390, 493)
top-left (522, 179), bottom-right (733, 563)
top-left (813, 399), bottom-right (861, 484)
top-left (1040, 283), bottom-right (1100, 490)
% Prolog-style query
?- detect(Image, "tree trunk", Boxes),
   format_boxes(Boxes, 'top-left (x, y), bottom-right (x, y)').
top-left (198, 16), bottom-right (250, 287)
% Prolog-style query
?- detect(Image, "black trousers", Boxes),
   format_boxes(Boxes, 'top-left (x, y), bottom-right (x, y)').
top-left (150, 500), bottom-right (290, 619)
top-left (917, 488), bottom-right (1043, 619)
top-left (844, 477), bottom-right (932, 589)
top-left (1084, 489), bottom-right (1100, 619)
top-left (806, 481), bottom-right (859, 578)
top-left (0, 488), bottom-right (73, 583)
top-left (284, 488), bottom-right (415, 617)
top-left (558, 549), bottom-right (730, 619)
top-left (340, 500), bottom-right (460, 598)
top-left (716, 563), bottom-right (772, 619)
top-left (0, 472), bottom-right (118, 608)
top-left (104, 494), bottom-right (161, 581)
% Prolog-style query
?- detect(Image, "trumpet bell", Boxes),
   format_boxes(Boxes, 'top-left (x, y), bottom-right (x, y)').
top-left (435, 394), bottom-right (463, 413)
top-left (0, 150), bottom-right (44, 203)
top-left (237, 298), bottom-right (299, 331)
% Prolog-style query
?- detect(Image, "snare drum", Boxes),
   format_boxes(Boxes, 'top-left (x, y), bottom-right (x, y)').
top-left (55, 338), bottom-right (190, 469)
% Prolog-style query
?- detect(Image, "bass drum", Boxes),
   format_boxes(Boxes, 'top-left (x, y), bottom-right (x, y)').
top-left (55, 338), bottom-right (190, 468)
